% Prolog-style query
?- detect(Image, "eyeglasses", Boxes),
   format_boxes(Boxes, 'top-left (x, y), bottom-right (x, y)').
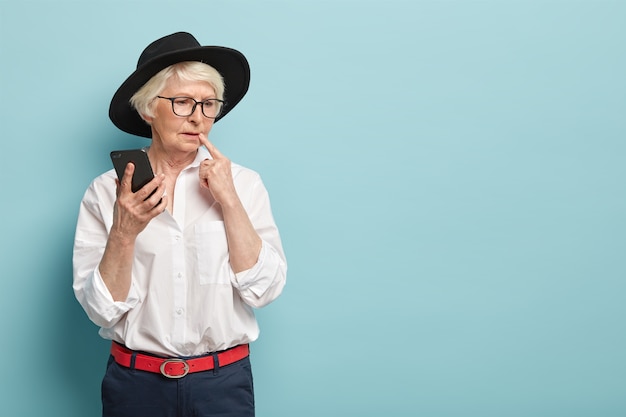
top-left (157, 96), bottom-right (225, 119)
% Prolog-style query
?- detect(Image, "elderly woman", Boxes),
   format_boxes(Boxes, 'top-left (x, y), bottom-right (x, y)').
top-left (73, 32), bottom-right (287, 417)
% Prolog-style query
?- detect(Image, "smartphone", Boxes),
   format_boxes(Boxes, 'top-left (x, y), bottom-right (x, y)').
top-left (110, 148), bottom-right (156, 193)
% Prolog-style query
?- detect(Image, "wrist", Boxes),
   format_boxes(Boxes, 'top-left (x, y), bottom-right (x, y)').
top-left (108, 227), bottom-right (137, 248)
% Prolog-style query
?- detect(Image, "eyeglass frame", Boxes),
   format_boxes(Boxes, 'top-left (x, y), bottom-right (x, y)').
top-left (156, 96), bottom-right (225, 119)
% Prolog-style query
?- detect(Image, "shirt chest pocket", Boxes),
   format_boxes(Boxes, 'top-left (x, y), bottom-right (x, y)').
top-left (194, 221), bottom-right (231, 285)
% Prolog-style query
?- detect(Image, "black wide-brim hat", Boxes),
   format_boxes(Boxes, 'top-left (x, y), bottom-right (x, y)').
top-left (109, 32), bottom-right (250, 138)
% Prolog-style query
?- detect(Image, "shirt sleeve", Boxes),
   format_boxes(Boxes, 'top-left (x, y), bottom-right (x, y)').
top-left (72, 177), bottom-right (140, 328)
top-left (79, 264), bottom-right (141, 328)
top-left (230, 242), bottom-right (287, 307)
top-left (229, 170), bottom-right (287, 308)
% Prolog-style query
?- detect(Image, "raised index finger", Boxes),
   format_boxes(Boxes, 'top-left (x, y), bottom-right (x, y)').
top-left (199, 134), bottom-right (223, 159)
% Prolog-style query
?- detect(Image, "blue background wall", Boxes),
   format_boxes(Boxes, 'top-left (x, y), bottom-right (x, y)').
top-left (1, 1), bottom-right (625, 416)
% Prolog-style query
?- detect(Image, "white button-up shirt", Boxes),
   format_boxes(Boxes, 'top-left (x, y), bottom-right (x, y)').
top-left (73, 147), bottom-right (287, 357)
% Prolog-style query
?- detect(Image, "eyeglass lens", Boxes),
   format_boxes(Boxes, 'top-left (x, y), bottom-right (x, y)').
top-left (171, 97), bottom-right (222, 118)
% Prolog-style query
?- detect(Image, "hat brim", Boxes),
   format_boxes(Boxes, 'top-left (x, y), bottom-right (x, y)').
top-left (109, 46), bottom-right (250, 138)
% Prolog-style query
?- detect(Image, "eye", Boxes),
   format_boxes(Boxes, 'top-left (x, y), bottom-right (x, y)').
top-left (174, 97), bottom-right (193, 106)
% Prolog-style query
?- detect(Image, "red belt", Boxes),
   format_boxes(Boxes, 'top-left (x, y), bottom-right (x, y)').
top-left (111, 342), bottom-right (249, 379)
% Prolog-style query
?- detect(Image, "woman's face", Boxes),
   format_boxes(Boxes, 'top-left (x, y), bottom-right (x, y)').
top-left (146, 75), bottom-right (217, 156)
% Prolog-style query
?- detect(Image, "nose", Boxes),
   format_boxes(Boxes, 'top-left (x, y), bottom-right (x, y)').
top-left (187, 103), bottom-right (204, 122)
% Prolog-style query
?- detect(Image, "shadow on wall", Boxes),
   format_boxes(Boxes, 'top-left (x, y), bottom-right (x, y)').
top-left (50, 230), bottom-right (109, 416)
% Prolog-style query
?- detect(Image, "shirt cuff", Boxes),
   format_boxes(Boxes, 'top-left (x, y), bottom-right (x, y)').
top-left (230, 243), bottom-right (273, 298)
top-left (90, 267), bottom-right (140, 325)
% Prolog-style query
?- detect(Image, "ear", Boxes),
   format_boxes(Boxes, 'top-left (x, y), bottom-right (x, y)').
top-left (140, 113), bottom-right (153, 125)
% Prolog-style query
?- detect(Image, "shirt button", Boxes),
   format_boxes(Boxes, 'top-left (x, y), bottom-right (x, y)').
top-left (177, 272), bottom-right (183, 279)
top-left (176, 308), bottom-right (184, 315)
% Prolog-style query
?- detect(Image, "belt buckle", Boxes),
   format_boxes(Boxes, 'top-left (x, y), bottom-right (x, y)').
top-left (160, 358), bottom-right (189, 379)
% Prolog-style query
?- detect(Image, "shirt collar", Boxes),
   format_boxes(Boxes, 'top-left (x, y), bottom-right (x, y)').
top-left (190, 146), bottom-right (212, 167)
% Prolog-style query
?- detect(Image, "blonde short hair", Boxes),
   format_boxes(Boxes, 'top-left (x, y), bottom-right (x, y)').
top-left (130, 61), bottom-right (225, 119)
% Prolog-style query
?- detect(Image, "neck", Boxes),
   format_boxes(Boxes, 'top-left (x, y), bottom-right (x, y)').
top-left (147, 144), bottom-right (198, 177)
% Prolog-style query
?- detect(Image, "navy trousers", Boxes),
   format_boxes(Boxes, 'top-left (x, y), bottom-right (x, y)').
top-left (101, 354), bottom-right (255, 417)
